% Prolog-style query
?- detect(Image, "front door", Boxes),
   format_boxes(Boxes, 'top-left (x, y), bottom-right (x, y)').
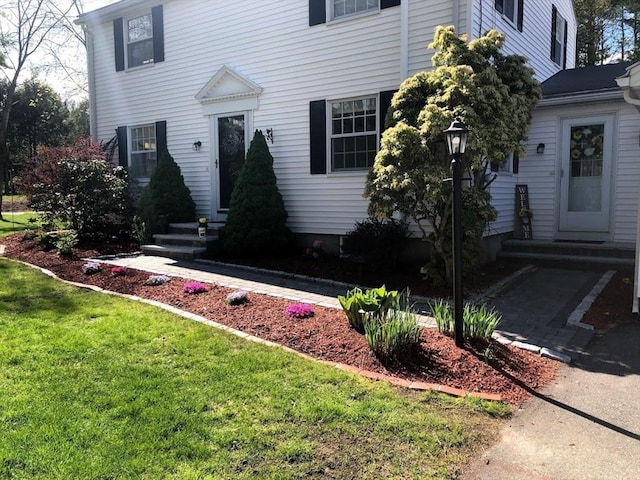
top-left (214, 113), bottom-right (247, 212)
top-left (559, 116), bottom-right (614, 234)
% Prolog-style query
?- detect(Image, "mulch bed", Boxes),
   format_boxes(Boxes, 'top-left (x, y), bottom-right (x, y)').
top-left (1, 233), bottom-right (560, 405)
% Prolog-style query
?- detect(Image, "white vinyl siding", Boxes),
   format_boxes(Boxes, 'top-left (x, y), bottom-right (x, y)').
top-left (523, 99), bottom-right (639, 243)
top-left (470, 0), bottom-right (576, 81)
top-left (87, 0), bottom-right (401, 235)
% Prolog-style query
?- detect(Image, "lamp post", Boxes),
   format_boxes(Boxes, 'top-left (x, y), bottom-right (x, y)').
top-left (443, 117), bottom-right (469, 348)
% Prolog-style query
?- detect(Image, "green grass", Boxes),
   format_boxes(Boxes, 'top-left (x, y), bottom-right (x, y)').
top-left (0, 259), bottom-right (508, 479)
top-left (0, 212), bottom-right (40, 238)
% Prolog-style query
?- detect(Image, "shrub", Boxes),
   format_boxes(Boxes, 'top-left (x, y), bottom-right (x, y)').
top-left (18, 138), bottom-right (133, 241)
top-left (54, 230), bottom-right (78, 258)
top-left (82, 262), bottom-right (102, 275)
top-left (429, 299), bottom-right (501, 341)
top-left (145, 274), bottom-right (171, 286)
top-left (183, 281), bottom-right (208, 294)
top-left (136, 150), bottom-right (196, 235)
top-left (285, 303), bottom-right (314, 319)
top-left (337, 285), bottom-right (398, 333)
top-left (341, 217), bottom-right (409, 270)
top-left (111, 266), bottom-right (127, 277)
top-left (226, 290), bottom-right (249, 305)
top-left (131, 215), bottom-right (148, 245)
top-left (223, 130), bottom-right (292, 256)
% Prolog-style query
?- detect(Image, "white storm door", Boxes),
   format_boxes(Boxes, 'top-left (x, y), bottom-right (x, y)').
top-left (559, 116), bottom-right (613, 232)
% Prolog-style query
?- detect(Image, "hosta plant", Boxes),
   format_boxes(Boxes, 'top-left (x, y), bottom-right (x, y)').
top-left (337, 285), bottom-right (398, 332)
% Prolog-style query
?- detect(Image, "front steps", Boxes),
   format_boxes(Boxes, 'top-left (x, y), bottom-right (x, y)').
top-left (498, 239), bottom-right (635, 266)
top-left (141, 222), bottom-right (224, 260)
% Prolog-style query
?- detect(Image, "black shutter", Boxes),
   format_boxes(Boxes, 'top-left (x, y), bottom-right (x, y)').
top-left (562, 19), bottom-right (568, 69)
top-left (310, 100), bottom-right (327, 174)
top-left (152, 5), bottom-right (164, 64)
top-left (155, 121), bottom-right (167, 160)
top-left (517, 0), bottom-right (524, 32)
top-left (513, 152), bottom-right (519, 174)
top-left (309, 0), bottom-right (326, 26)
top-left (379, 90), bottom-right (395, 133)
top-left (495, 0), bottom-right (504, 14)
top-left (550, 5), bottom-right (557, 62)
top-left (117, 126), bottom-right (128, 167)
top-left (114, 18), bottom-right (125, 72)
top-left (381, 0), bottom-right (401, 8)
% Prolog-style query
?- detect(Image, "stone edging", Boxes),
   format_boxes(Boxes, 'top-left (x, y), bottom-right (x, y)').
top-left (2, 256), bottom-right (503, 404)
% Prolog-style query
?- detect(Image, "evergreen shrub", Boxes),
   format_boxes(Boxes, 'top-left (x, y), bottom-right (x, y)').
top-left (137, 150), bottom-right (196, 235)
top-left (223, 130), bottom-right (292, 256)
top-left (341, 217), bottom-right (409, 270)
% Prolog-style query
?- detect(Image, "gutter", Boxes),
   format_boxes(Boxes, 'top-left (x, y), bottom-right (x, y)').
top-left (537, 90), bottom-right (623, 107)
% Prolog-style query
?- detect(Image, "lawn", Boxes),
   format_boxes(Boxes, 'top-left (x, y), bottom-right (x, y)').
top-left (0, 213), bottom-right (39, 238)
top-left (0, 259), bottom-right (507, 479)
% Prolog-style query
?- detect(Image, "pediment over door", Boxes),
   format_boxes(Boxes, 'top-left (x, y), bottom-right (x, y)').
top-left (196, 65), bottom-right (263, 105)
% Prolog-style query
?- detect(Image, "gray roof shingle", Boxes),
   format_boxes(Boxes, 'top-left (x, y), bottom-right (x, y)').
top-left (541, 62), bottom-right (632, 98)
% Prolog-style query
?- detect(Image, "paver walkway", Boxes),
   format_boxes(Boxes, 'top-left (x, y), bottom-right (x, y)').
top-left (97, 255), bottom-right (612, 359)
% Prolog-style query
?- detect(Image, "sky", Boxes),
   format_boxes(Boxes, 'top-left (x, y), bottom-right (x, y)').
top-left (4, 0), bottom-right (120, 103)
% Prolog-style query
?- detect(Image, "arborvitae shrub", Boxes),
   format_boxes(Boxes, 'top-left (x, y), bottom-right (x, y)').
top-left (137, 150), bottom-right (196, 235)
top-left (223, 130), bottom-right (292, 256)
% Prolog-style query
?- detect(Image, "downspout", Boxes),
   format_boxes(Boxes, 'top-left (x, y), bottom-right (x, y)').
top-left (84, 24), bottom-right (98, 141)
top-left (400, 0), bottom-right (409, 81)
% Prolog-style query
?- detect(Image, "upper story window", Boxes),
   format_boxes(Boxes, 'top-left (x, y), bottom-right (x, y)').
top-left (330, 96), bottom-right (378, 171)
top-left (551, 5), bottom-right (568, 68)
top-left (113, 5), bottom-right (164, 72)
top-left (309, 0), bottom-right (400, 27)
top-left (332, 0), bottom-right (378, 20)
top-left (130, 124), bottom-right (157, 178)
top-left (127, 14), bottom-right (153, 67)
top-left (495, 0), bottom-right (524, 32)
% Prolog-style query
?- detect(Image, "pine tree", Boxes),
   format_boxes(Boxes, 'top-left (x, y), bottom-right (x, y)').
top-left (223, 130), bottom-right (292, 256)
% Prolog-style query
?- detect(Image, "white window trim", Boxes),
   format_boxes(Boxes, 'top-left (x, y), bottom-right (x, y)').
top-left (552, 11), bottom-right (567, 66)
top-left (327, 94), bottom-right (379, 173)
top-left (327, 0), bottom-right (380, 23)
top-left (499, 0), bottom-right (520, 28)
top-left (124, 10), bottom-right (154, 70)
top-left (129, 123), bottom-right (157, 179)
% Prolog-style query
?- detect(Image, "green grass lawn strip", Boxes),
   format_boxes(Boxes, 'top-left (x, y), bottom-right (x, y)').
top-left (0, 212), bottom-right (39, 237)
top-left (0, 259), bottom-right (507, 479)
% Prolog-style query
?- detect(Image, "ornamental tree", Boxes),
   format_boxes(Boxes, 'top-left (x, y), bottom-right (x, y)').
top-left (365, 26), bottom-right (541, 285)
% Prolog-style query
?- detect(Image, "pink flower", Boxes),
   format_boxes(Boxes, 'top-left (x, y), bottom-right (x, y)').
top-left (183, 281), bottom-right (208, 294)
top-left (312, 240), bottom-right (323, 250)
top-left (111, 266), bottom-right (127, 277)
top-left (285, 303), bottom-right (314, 319)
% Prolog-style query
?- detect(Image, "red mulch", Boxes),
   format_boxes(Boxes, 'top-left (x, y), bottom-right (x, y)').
top-left (1, 234), bottom-right (560, 405)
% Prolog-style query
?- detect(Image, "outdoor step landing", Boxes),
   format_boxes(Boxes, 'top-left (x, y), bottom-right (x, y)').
top-left (498, 251), bottom-right (634, 266)
top-left (168, 222), bottom-right (225, 235)
top-left (140, 244), bottom-right (207, 260)
top-left (153, 233), bottom-right (219, 247)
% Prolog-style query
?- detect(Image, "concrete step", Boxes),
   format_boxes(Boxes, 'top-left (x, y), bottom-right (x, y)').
top-left (499, 239), bottom-right (635, 266)
top-left (153, 233), bottom-right (219, 247)
top-left (140, 244), bottom-right (207, 260)
top-left (168, 222), bottom-right (225, 235)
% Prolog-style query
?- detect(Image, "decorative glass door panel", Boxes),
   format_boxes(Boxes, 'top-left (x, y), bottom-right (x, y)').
top-left (559, 116), bottom-right (613, 234)
top-left (216, 114), bottom-right (246, 210)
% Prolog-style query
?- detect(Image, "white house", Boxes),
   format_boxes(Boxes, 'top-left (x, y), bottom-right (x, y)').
top-left (78, 0), bottom-right (582, 254)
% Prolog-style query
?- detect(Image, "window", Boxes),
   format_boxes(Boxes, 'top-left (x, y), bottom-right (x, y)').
top-left (491, 152), bottom-right (516, 175)
top-left (330, 97), bottom-right (378, 170)
top-left (309, 0), bottom-right (399, 27)
top-left (127, 14), bottom-right (153, 67)
top-left (332, 0), bottom-right (378, 20)
top-left (494, 0), bottom-right (523, 31)
top-left (130, 125), bottom-right (157, 178)
top-left (114, 5), bottom-right (164, 72)
top-left (551, 5), bottom-right (568, 67)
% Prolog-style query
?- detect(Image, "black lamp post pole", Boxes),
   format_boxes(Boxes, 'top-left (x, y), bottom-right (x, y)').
top-left (451, 153), bottom-right (464, 347)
